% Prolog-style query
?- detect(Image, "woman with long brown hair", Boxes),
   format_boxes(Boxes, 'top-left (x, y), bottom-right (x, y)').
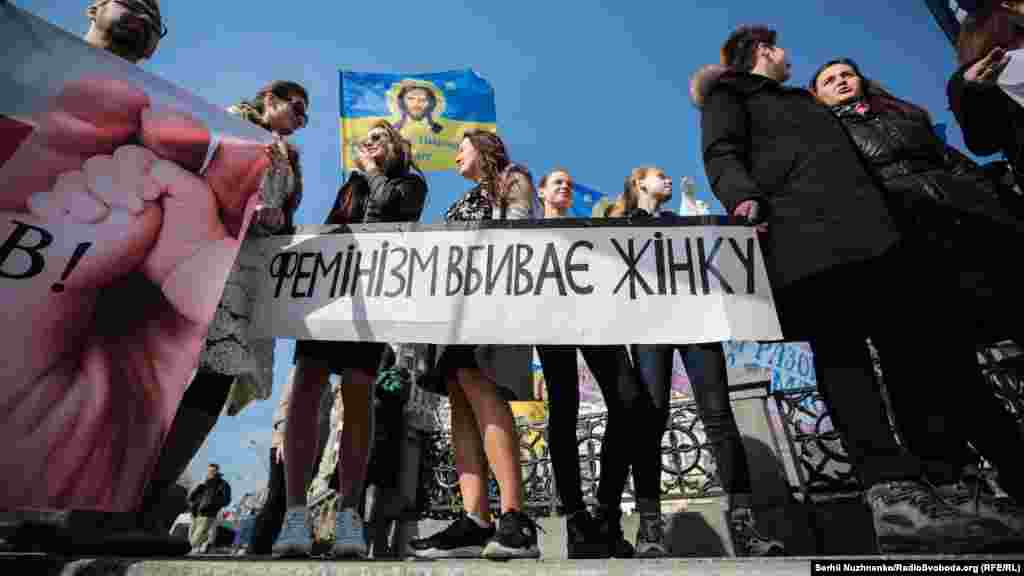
top-left (811, 57), bottom-right (1024, 536)
top-left (605, 166), bottom-right (785, 557)
top-left (407, 129), bottom-right (542, 560)
top-left (273, 120), bottom-right (427, 558)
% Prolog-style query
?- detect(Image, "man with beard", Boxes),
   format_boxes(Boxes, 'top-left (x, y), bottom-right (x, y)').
top-left (84, 0), bottom-right (165, 64)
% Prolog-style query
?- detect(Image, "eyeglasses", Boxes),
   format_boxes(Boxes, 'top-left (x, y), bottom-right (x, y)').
top-left (101, 0), bottom-right (169, 39)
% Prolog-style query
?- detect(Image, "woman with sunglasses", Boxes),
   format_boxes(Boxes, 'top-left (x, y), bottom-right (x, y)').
top-left (140, 81), bottom-right (310, 539)
top-left (273, 120), bottom-right (427, 558)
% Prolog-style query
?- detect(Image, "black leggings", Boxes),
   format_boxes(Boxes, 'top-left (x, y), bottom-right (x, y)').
top-left (536, 345), bottom-right (637, 513)
top-left (248, 447), bottom-right (286, 553)
top-left (179, 371), bottom-right (235, 417)
top-left (630, 343), bottom-right (752, 505)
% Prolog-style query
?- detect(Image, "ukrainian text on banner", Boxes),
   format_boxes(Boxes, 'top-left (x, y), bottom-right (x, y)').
top-left (0, 5), bottom-right (272, 513)
top-left (247, 218), bottom-right (783, 345)
top-left (723, 340), bottom-right (817, 393)
top-left (340, 69), bottom-right (497, 172)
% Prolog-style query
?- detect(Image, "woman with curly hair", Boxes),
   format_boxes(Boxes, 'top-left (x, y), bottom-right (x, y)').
top-left (407, 130), bottom-right (541, 560)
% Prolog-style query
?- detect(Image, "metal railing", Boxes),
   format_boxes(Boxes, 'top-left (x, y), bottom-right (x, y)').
top-left (415, 343), bottom-right (1024, 517)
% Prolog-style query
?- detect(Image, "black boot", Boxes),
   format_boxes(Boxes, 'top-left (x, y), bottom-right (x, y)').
top-left (592, 506), bottom-right (634, 558)
top-left (565, 509), bottom-right (605, 559)
top-left (139, 407), bottom-right (220, 531)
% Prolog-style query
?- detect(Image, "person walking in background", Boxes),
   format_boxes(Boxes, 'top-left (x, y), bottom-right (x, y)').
top-left (188, 464), bottom-right (232, 554)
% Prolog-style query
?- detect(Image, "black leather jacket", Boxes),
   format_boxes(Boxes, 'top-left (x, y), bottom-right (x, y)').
top-left (831, 99), bottom-right (1009, 226)
top-left (326, 170), bottom-right (427, 225)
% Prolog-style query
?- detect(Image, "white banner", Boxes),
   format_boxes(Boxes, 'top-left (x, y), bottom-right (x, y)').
top-left (247, 220), bottom-right (782, 345)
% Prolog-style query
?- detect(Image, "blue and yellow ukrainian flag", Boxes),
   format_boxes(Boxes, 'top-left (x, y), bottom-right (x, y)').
top-left (570, 182), bottom-right (609, 218)
top-left (340, 69), bottom-right (497, 172)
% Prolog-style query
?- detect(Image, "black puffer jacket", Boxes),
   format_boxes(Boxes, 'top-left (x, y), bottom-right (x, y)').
top-left (830, 99), bottom-right (1011, 227)
top-left (692, 65), bottom-right (899, 291)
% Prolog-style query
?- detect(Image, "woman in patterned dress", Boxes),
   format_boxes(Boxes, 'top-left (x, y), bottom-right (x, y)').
top-left (407, 130), bottom-right (542, 560)
top-left (140, 81), bottom-right (309, 520)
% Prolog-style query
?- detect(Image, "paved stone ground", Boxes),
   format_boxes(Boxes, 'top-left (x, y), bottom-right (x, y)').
top-left (5, 555), bottom-right (1024, 576)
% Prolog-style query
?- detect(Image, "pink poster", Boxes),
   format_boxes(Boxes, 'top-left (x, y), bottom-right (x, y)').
top-left (0, 6), bottom-right (273, 513)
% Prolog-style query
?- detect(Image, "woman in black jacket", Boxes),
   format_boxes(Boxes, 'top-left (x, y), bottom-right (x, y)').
top-left (604, 166), bottom-right (785, 557)
top-left (273, 120), bottom-right (427, 559)
top-left (811, 59), bottom-right (1024, 533)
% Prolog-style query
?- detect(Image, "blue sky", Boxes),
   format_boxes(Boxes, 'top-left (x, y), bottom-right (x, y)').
top-left (18, 1), bottom-right (967, 502)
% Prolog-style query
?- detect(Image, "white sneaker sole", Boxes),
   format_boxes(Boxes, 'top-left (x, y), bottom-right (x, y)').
top-left (481, 540), bottom-right (541, 559)
top-left (411, 545), bottom-right (485, 559)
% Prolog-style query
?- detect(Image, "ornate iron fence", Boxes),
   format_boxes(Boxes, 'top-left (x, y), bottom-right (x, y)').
top-left (417, 399), bottom-right (723, 519)
top-left (415, 343), bottom-right (1024, 518)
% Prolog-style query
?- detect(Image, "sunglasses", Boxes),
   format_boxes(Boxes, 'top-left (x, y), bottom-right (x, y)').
top-left (360, 131), bottom-right (388, 148)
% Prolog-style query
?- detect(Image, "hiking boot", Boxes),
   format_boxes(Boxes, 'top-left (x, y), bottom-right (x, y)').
top-left (867, 480), bottom-right (1014, 553)
top-left (407, 513), bottom-right (494, 559)
top-left (481, 509), bottom-right (542, 560)
top-left (592, 505), bottom-right (634, 558)
top-left (331, 507), bottom-right (368, 559)
top-left (936, 483), bottom-right (1024, 536)
top-left (272, 507), bottom-right (312, 558)
top-left (729, 507), bottom-right (785, 556)
top-left (565, 509), bottom-right (605, 559)
top-left (635, 512), bottom-right (668, 558)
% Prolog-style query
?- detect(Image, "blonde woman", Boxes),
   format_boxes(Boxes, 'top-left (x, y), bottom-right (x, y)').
top-left (274, 121), bottom-right (427, 558)
top-left (607, 166), bottom-right (784, 557)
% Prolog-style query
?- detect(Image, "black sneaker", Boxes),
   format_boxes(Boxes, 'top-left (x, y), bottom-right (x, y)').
top-left (592, 506), bottom-right (634, 558)
top-left (481, 510), bottom-right (541, 559)
top-left (565, 509), bottom-right (605, 559)
top-left (935, 483), bottom-right (1024, 536)
top-left (729, 507), bottom-right (785, 556)
top-left (635, 512), bottom-right (668, 558)
top-left (407, 514), bottom-right (495, 559)
top-left (867, 480), bottom-right (1014, 553)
